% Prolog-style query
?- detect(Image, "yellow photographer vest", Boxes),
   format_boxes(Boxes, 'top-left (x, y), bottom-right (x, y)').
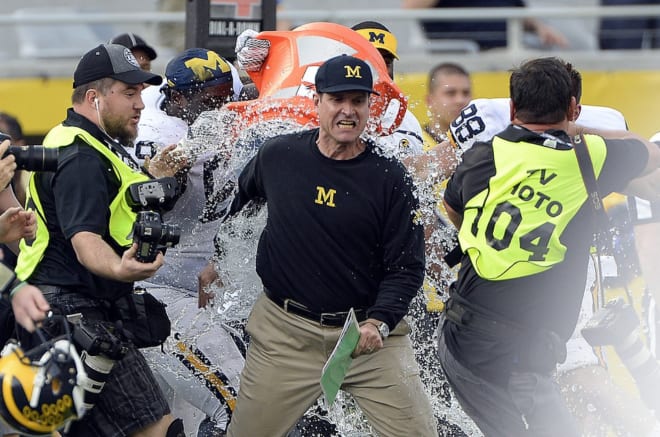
top-left (458, 134), bottom-right (607, 280)
top-left (15, 125), bottom-right (149, 280)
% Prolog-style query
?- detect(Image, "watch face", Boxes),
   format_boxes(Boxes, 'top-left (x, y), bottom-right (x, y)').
top-left (379, 323), bottom-right (390, 338)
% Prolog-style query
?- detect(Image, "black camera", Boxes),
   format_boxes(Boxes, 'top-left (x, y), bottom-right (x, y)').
top-left (64, 314), bottom-right (130, 411)
top-left (581, 298), bottom-right (640, 347)
top-left (582, 298), bottom-right (660, 418)
top-left (126, 177), bottom-right (181, 263)
top-left (69, 316), bottom-right (128, 361)
top-left (132, 211), bottom-right (180, 263)
top-left (134, 141), bottom-right (159, 160)
top-left (126, 177), bottom-right (178, 212)
top-left (0, 131), bottom-right (58, 172)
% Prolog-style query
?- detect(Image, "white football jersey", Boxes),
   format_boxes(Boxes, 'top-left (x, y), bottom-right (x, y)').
top-left (377, 109), bottom-right (424, 158)
top-left (448, 98), bottom-right (627, 152)
top-left (136, 84), bottom-right (188, 154)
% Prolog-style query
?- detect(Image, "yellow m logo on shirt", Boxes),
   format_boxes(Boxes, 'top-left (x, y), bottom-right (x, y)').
top-left (315, 186), bottom-right (336, 207)
top-left (343, 65), bottom-right (362, 79)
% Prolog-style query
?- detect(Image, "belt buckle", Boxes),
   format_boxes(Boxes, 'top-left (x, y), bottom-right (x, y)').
top-left (282, 299), bottom-right (291, 312)
top-left (320, 313), bottom-right (335, 327)
top-left (320, 312), bottom-right (347, 327)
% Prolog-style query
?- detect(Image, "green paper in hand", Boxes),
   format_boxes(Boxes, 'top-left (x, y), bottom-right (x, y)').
top-left (320, 308), bottom-right (361, 407)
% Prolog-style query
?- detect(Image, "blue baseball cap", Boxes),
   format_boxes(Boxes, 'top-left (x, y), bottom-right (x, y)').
top-left (315, 55), bottom-right (379, 95)
top-left (165, 48), bottom-right (233, 91)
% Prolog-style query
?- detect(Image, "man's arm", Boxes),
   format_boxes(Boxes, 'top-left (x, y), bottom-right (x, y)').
top-left (401, 0), bottom-right (437, 8)
top-left (571, 124), bottom-right (660, 176)
top-left (623, 168), bottom-right (660, 203)
top-left (403, 139), bottom-right (459, 183)
top-left (443, 198), bottom-right (463, 229)
top-left (224, 151), bottom-right (264, 219)
top-left (369, 169), bottom-right (426, 329)
top-left (523, 18), bottom-right (568, 48)
top-left (197, 261), bottom-right (221, 309)
top-left (11, 284), bottom-right (50, 332)
top-left (71, 232), bottom-right (163, 282)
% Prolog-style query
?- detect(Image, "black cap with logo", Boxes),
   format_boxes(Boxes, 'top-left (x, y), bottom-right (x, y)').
top-left (315, 55), bottom-right (379, 95)
top-left (109, 33), bottom-right (157, 60)
top-left (73, 44), bottom-right (162, 88)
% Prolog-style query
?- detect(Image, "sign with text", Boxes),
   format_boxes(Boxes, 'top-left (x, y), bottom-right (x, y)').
top-left (186, 0), bottom-right (276, 60)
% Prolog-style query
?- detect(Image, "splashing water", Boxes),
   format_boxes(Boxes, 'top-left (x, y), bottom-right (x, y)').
top-left (170, 104), bottom-right (482, 436)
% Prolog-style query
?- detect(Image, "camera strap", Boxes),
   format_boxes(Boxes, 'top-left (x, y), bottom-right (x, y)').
top-left (100, 132), bottom-right (154, 179)
top-left (572, 134), bottom-right (614, 306)
top-left (572, 134), bottom-right (609, 232)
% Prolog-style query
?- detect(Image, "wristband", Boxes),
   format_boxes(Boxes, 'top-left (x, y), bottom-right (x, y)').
top-left (0, 264), bottom-right (17, 300)
top-left (9, 280), bottom-right (27, 299)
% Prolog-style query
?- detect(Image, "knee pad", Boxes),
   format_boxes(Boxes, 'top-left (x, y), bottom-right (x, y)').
top-left (166, 418), bottom-right (185, 437)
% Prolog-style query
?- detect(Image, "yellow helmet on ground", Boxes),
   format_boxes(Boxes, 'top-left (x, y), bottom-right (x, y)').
top-left (0, 339), bottom-right (87, 436)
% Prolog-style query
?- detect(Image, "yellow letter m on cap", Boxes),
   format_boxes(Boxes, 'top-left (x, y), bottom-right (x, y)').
top-left (315, 186), bottom-right (336, 207)
top-left (344, 65), bottom-right (362, 79)
top-left (185, 52), bottom-right (231, 82)
top-left (368, 31), bottom-right (386, 45)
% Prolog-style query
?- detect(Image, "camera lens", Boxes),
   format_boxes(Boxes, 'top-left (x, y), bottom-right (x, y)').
top-left (3, 145), bottom-right (59, 172)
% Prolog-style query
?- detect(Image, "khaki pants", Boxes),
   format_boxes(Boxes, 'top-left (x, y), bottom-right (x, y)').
top-left (227, 294), bottom-right (437, 437)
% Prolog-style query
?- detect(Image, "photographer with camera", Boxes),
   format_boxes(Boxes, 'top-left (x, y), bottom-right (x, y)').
top-left (13, 44), bottom-right (184, 437)
top-left (438, 57), bottom-right (660, 436)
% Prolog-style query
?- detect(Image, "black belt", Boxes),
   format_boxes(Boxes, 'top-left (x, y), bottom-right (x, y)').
top-left (263, 287), bottom-right (366, 327)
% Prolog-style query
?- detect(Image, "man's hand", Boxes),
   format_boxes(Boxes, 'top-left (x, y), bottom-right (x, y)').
top-left (352, 319), bottom-right (385, 357)
top-left (116, 243), bottom-right (165, 282)
top-left (72, 232), bottom-right (164, 282)
top-left (198, 261), bottom-right (222, 309)
top-left (235, 29), bottom-right (270, 72)
top-left (144, 144), bottom-right (189, 178)
top-left (525, 18), bottom-right (569, 48)
top-left (0, 140), bottom-right (17, 190)
top-left (0, 207), bottom-right (36, 243)
top-left (11, 284), bottom-right (50, 332)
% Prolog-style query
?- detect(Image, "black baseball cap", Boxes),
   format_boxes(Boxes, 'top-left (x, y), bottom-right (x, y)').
top-left (73, 44), bottom-right (162, 88)
top-left (315, 55), bottom-right (379, 95)
top-left (109, 33), bottom-right (157, 60)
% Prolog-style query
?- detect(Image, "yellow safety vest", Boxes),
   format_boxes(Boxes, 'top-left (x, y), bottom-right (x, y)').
top-left (458, 134), bottom-right (607, 280)
top-left (16, 125), bottom-right (149, 280)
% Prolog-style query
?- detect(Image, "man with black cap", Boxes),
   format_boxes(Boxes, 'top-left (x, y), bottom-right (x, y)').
top-left (109, 32), bottom-right (158, 71)
top-left (14, 44), bottom-right (184, 437)
top-left (352, 21), bottom-right (425, 157)
top-left (225, 54), bottom-right (437, 437)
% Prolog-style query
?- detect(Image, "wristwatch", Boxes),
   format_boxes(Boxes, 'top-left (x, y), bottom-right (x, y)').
top-left (376, 322), bottom-right (390, 340)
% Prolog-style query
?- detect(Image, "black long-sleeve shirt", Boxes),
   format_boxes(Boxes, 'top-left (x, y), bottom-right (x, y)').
top-left (227, 129), bottom-right (425, 329)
